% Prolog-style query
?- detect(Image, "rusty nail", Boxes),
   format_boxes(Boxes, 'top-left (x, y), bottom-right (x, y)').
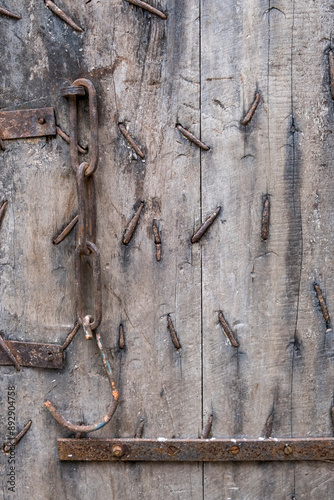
top-left (119, 123), bottom-right (145, 159)
top-left (261, 195), bottom-right (270, 241)
top-left (62, 322), bottom-right (81, 351)
top-left (218, 311), bottom-right (239, 348)
top-left (3, 420), bottom-right (32, 453)
top-left (264, 413), bottom-right (274, 439)
top-left (123, 202), bottom-right (144, 245)
top-left (119, 324), bottom-right (125, 350)
top-left (176, 124), bottom-right (210, 151)
top-left (0, 200), bottom-right (8, 226)
top-left (53, 214), bottom-right (79, 245)
top-left (242, 92), bottom-right (261, 126)
top-left (135, 419), bottom-right (145, 438)
top-left (153, 222), bottom-right (162, 262)
top-left (0, 139), bottom-right (6, 151)
top-left (0, 6), bottom-right (21, 19)
top-left (314, 283), bottom-right (330, 328)
top-left (167, 314), bottom-right (181, 350)
top-left (201, 415), bottom-right (213, 439)
top-left (191, 206), bottom-right (221, 243)
top-left (284, 445), bottom-right (293, 455)
top-left (38, 117), bottom-right (46, 125)
top-left (44, 0), bottom-right (84, 32)
top-left (124, 0), bottom-right (167, 19)
top-left (56, 126), bottom-right (88, 154)
top-left (0, 334), bottom-right (21, 371)
top-left (329, 50), bottom-right (334, 100)
top-left (112, 445), bottom-right (124, 457)
top-left (230, 446), bottom-right (239, 455)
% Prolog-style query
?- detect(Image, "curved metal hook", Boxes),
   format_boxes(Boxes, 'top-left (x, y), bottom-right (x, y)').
top-left (44, 330), bottom-right (119, 433)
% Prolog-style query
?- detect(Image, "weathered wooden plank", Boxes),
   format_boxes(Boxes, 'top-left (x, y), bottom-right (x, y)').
top-left (201, 0), bottom-right (296, 497)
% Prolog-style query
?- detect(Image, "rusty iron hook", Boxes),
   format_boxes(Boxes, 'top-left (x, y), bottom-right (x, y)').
top-left (45, 329), bottom-right (119, 433)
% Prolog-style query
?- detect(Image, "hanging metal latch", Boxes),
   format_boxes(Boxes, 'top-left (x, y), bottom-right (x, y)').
top-left (44, 78), bottom-right (119, 433)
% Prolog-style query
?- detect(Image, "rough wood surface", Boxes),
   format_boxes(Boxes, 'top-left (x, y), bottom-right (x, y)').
top-left (1, 0), bottom-right (334, 499)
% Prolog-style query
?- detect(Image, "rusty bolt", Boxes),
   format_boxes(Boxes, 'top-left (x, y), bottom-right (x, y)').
top-left (38, 117), bottom-right (46, 124)
top-left (284, 445), bottom-right (293, 455)
top-left (230, 446), bottom-right (239, 455)
top-left (47, 352), bottom-right (54, 361)
top-left (112, 445), bottom-right (124, 458)
top-left (167, 445), bottom-right (179, 456)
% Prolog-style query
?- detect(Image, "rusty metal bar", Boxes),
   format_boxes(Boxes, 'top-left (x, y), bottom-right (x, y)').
top-left (58, 437), bottom-right (334, 462)
top-left (0, 108), bottom-right (56, 140)
top-left (0, 340), bottom-right (63, 369)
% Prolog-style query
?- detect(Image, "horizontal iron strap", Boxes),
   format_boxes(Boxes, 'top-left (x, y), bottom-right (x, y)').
top-left (0, 108), bottom-right (56, 140)
top-left (0, 341), bottom-right (63, 369)
top-left (58, 438), bottom-right (334, 462)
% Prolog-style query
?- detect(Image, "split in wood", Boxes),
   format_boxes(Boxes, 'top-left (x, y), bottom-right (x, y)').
top-left (167, 314), bottom-right (181, 350)
top-left (124, 0), bottom-right (167, 20)
top-left (119, 324), bottom-right (125, 349)
top-left (0, 6), bottom-right (21, 19)
top-left (62, 322), bottom-right (81, 351)
top-left (329, 50), bottom-right (334, 100)
top-left (135, 419), bottom-right (145, 438)
top-left (44, 0), bottom-right (83, 32)
top-left (176, 124), bottom-right (210, 151)
top-left (3, 420), bottom-right (32, 453)
top-left (56, 126), bottom-right (87, 154)
top-left (201, 415), bottom-right (213, 439)
top-left (242, 92), bottom-right (261, 126)
top-left (152, 221), bottom-right (162, 261)
top-left (261, 195), bottom-right (270, 241)
top-left (218, 311), bottom-right (239, 348)
top-left (0, 333), bottom-right (21, 371)
top-left (53, 214), bottom-right (79, 245)
top-left (264, 413), bottom-right (274, 439)
top-left (123, 202), bottom-right (144, 245)
top-left (0, 138), bottom-right (6, 151)
top-left (0, 200), bottom-right (8, 227)
top-left (191, 206), bottom-right (221, 243)
top-left (119, 123), bottom-right (145, 159)
top-left (314, 283), bottom-right (330, 329)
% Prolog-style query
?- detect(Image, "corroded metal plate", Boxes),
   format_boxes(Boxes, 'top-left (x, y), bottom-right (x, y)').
top-left (0, 341), bottom-right (63, 369)
top-left (0, 107), bottom-right (56, 140)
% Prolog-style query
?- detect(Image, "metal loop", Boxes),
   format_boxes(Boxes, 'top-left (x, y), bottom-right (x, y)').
top-left (75, 241), bottom-right (102, 331)
top-left (45, 330), bottom-right (119, 433)
top-left (76, 162), bottom-right (89, 253)
top-left (71, 78), bottom-right (99, 176)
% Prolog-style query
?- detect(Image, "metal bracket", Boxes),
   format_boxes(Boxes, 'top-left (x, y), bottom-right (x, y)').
top-left (0, 340), bottom-right (63, 369)
top-left (58, 437), bottom-right (334, 462)
top-left (0, 108), bottom-right (56, 141)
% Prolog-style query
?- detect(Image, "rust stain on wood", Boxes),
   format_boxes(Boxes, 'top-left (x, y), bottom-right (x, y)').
top-left (242, 92), bottom-right (261, 125)
top-left (191, 206), bottom-right (221, 243)
top-left (176, 123), bottom-right (210, 150)
top-left (167, 314), bottom-right (181, 350)
top-left (119, 123), bottom-right (145, 159)
top-left (123, 202), bottom-right (144, 245)
top-left (45, 0), bottom-right (83, 32)
top-left (119, 324), bottom-right (125, 349)
top-left (218, 311), bottom-right (239, 348)
top-left (124, 0), bottom-right (167, 20)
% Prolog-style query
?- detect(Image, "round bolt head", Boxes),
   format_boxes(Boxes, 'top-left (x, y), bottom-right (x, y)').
top-left (112, 445), bottom-right (124, 458)
top-left (284, 445), bottom-right (293, 455)
top-left (230, 445), bottom-right (239, 455)
top-left (38, 117), bottom-right (46, 124)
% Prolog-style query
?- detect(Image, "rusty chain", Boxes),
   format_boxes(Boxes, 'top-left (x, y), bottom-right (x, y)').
top-left (45, 79), bottom-right (118, 433)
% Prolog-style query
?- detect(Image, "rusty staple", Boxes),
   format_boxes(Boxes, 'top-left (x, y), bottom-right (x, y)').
top-left (45, 330), bottom-right (118, 433)
top-left (124, 0), bottom-right (167, 19)
top-left (119, 124), bottom-right (145, 159)
top-left (56, 126), bottom-right (87, 154)
top-left (201, 415), bottom-right (213, 439)
top-left (3, 420), bottom-right (32, 453)
top-left (62, 322), bottom-right (81, 350)
top-left (218, 311), bottom-right (239, 348)
top-left (123, 202), bottom-right (144, 245)
top-left (0, 334), bottom-right (21, 371)
top-left (176, 124), bottom-right (209, 151)
top-left (191, 206), bottom-right (221, 243)
top-left (45, 0), bottom-right (83, 32)
top-left (53, 214), bottom-right (79, 245)
top-left (242, 92), bottom-right (261, 126)
top-left (167, 314), bottom-right (181, 350)
top-left (0, 6), bottom-right (21, 19)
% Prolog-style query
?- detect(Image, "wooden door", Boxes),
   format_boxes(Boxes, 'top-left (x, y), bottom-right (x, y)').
top-left (1, 1), bottom-right (334, 499)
